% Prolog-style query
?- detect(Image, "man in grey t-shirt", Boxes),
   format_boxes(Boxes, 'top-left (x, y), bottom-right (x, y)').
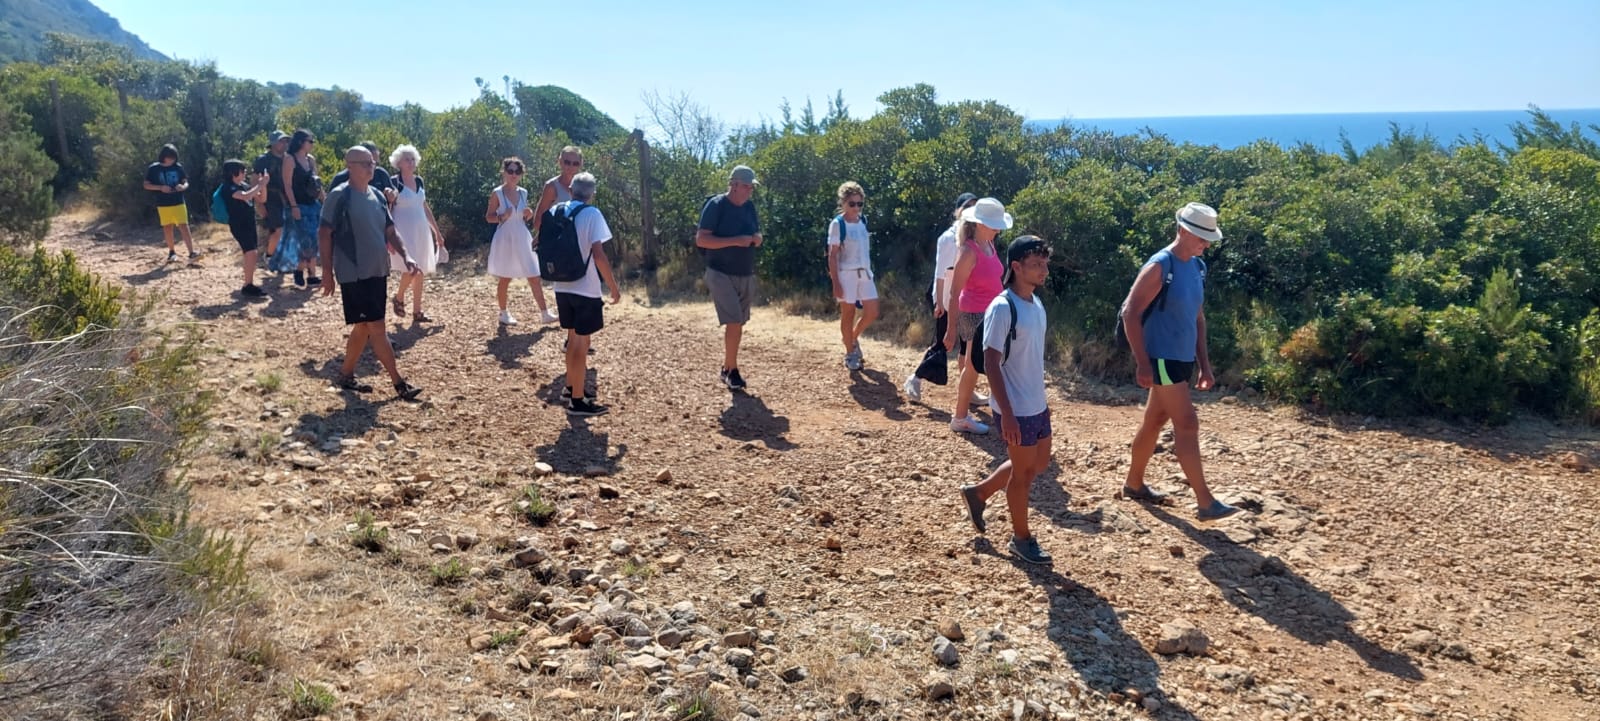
top-left (318, 146), bottom-right (422, 401)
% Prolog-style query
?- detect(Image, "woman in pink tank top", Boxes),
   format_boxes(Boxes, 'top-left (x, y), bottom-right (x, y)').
top-left (942, 197), bottom-right (1013, 434)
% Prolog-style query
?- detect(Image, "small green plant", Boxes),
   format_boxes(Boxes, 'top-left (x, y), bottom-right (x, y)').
top-left (255, 432), bottom-right (278, 461)
top-left (519, 486), bottom-right (556, 526)
top-left (430, 557), bottom-right (468, 586)
top-left (487, 627), bottom-right (525, 650)
top-left (349, 511), bottom-right (388, 553)
top-left (256, 372), bottom-right (283, 394)
top-left (286, 678), bottom-right (337, 718)
top-left (620, 559), bottom-right (656, 580)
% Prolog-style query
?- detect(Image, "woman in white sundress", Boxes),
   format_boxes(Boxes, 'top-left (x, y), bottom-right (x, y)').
top-left (485, 156), bottom-right (557, 326)
top-left (388, 144), bottom-right (444, 323)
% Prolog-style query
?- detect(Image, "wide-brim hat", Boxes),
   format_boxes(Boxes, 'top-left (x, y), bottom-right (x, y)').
top-left (961, 197), bottom-right (1013, 231)
top-left (1176, 202), bottom-right (1223, 242)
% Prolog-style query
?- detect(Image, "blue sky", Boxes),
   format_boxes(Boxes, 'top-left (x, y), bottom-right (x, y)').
top-left (94, 0), bottom-right (1600, 127)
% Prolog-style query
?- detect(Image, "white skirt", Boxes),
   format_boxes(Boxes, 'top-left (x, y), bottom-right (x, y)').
top-left (486, 219), bottom-right (540, 279)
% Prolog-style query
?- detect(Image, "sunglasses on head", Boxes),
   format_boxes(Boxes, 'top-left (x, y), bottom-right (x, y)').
top-left (847, 201), bottom-right (864, 208)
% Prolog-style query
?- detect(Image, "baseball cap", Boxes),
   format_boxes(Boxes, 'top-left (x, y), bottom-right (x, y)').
top-left (268, 130), bottom-right (289, 143)
top-left (729, 165), bottom-right (759, 186)
top-left (1001, 235), bottom-right (1049, 285)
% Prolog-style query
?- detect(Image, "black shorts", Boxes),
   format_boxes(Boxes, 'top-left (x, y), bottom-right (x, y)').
top-left (341, 276), bottom-right (387, 325)
top-left (229, 217), bottom-right (259, 252)
top-left (1151, 358), bottom-right (1195, 386)
top-left (556, 292), bottom-right (604, 336)
top-left (260, 196), bottom-right (285, 231)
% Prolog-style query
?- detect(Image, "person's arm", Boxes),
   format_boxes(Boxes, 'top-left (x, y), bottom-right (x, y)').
top-left (694, 229), bottom-right (753, 250)
top-left (531, 182), bottom-right (557, 232)
top-left (982, 303), bottom-right (1020, 445)
top-left (1119, 263), bottom-right (1165, 388)
top-left (317, 224), bottom-right (335, 295)
top-left (827, 220), bottom-right (843, 298)
top-left (423, 198), bottom-right (444, 248)
top-left (943, 245), bottom-right (976, 349)
top-left (282, 155), bottom-right (300, 219)
top-left (173, 166), bottom-right (189, 193)
top-left (1195, 308), bottom-right (1213, 391)
top-left (141, 169), bottom-right (166, 192)
top-left (594, 242), bottom-right (621, 304)
top-left (385, 223), bottom-right (417, 273)
top-left (485, 192), bottom-right (505, 224)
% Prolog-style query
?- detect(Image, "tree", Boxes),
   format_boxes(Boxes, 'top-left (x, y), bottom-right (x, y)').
top-left (0, 63), bottom-right (115, 192)
top-left (0, 100), bottom-right (57, 243)
top-left (640, 89), bottom-right (725, 163)
top-left (516, 84), bottom-right (624, 146)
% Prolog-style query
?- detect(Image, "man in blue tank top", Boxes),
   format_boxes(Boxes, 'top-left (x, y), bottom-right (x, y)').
top-left (1118, 202), bottom-right (1241, 521)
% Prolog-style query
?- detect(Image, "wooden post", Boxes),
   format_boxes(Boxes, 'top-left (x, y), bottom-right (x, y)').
top-left (48, 78), bottom-right (69, 162)
top-left (634, 130), bottom-right (657, 270)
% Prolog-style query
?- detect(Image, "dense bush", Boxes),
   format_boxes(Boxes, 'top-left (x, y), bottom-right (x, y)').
top-left (0, 101), bottom-right (56, 243)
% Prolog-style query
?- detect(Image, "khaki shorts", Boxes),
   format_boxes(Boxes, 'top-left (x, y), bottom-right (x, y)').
top-left (157, 204), bottom-right (189, 227)
top-left (705, 268), bottom-right (755, 326)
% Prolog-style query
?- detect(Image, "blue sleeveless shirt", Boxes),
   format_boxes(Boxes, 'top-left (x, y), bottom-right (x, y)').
top-left (1140, 248), bottom-right (1206, 362)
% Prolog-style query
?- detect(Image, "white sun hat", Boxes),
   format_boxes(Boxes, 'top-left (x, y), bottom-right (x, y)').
top-left (961, 197), bottom-right (1014, 231)
top-left (1175, 202), bottom-right (1223, 242)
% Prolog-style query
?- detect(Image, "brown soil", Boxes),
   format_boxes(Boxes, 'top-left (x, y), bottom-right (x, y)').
top-left (47, 213), bottom-right (1600, 721)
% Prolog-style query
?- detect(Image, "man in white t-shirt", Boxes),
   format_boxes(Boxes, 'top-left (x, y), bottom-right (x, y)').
top-left (549, 172), bottom-right (621, 417)
top-left (905, 192), bottom-right (977, 400)
top-left (959, 236), bottom-right (1055, 565)
top-left (828, 181), bottom-right (876, 371)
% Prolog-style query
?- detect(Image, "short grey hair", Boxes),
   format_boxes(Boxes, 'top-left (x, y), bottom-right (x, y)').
top-left (389, 144), bottom-right (420, 167)
top-left (570, 172), bottom-right (597, 202)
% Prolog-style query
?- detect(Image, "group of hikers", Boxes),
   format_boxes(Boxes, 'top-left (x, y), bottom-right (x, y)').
top-left (145, 132), bottom-right (1241, 566)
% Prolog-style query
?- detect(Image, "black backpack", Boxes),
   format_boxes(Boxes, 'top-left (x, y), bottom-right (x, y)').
top-left (537, 200), bottom-right (594, 282)
top-left (1115, 254), bottom-right (1204, 347)
top-left (969, 291), bottom-right (1020, 375)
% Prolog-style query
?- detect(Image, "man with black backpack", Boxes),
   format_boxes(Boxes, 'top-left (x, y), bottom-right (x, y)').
top-left (695, 165), bottom-right (762, 391)
top-left (317, 146), bottom-right (423, 401)
top-left (539, 172), bottom-right (621, 417)
top-left (958, 236), bottom-right (1056, 565)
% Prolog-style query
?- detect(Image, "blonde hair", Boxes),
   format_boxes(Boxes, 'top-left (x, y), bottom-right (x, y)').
top-left (835, 181), bottom-right (864, 214)
top-left (389, 144), bottom-right (420, 167)
top-left (560, 145), bottom-right (582, 159)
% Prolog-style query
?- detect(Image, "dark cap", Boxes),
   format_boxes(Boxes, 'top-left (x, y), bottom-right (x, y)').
top-left (952, 192), bottom-right (977, 213)
top-left (268, 130), bottom-right (289, 143)
top-left (1002, 235), bottom-right (1049, 285)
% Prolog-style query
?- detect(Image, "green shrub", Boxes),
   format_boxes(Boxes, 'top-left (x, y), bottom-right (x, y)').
top-left (84, 97), bottom-right (187, 223)
top-left (0, 100), bottom-right (56, 243)
top-left (0, 245), bottom-right (122, 339)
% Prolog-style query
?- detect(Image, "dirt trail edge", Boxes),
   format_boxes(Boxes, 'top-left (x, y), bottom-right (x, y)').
top-left (49, 216), bottom-right (1600, 721)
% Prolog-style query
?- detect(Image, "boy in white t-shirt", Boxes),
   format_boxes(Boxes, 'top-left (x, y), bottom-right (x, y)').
top-left (959, 236), bottom-right (1055, 565)
top-left (827, 181), bottom-right (877, 371)
top-left (548, 173), bottom-right (621, 417)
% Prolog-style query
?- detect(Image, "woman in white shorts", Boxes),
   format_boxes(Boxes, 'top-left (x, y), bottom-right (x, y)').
top-left (828, 181), bottom-right (877, 371)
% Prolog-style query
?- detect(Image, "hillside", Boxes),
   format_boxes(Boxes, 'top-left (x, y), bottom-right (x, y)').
top-left (39, 213), bottom-right (1600, 720)
top-left (0, 0), bottom-right (164, 64)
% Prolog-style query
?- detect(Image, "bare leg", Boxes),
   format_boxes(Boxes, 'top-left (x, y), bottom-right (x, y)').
top-left (265, 228), bottom-right (281, 257)
top-left (723, 323), bottom-right (743, 370)
top-left (410, 273), bottom-right (424, 314)
top-left (854, 299), bottom-right (879, 345)
top-left (242, 250), bottom-right (257, 287)
top-left (527, 277), bottom-right (550, 312)
top-left (162, 225), bottom-right (176, 254)
top-left (1159, 384), bottom-right (1218, 507)
top-left (366, 319), bottom-right (405, 384)
top-left (178, 224), bottom-right (195, 254)
top-left (496, 278), bottom-right (511, 310)
top-left (953, 359), bottom-right (980, 420)
top-left (838, 303), bottom-right (857, 352)
top-left (565, 332), bottom-right (591, 398)
top-left (339, 323), bottom-right (369, 378)
top-left (1124, 390), bottom-right (1170, 491)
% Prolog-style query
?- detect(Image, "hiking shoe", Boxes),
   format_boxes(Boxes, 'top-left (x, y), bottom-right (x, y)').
top-left (337, 376), bottom-right (373, 393)
top-left (960, 485), bottom-right (987, 533)
top-left (950, 416), bottom-right (990, 434)
top-left (292, 270), bottom-right (306, 288)
top-left (241, 284), bottom-right (266, 297)
top-left (902, 374), bottom-right (922, 402)
top-left (188, 251), bottom-right (201, 260)
top-left (166, 251), bottom-right (179, 263)
top-left (560, 386), bottom-right (596, 402)
top-left (540, 309), bottom-right (560, 324)
top-left (844, 351), bottom-right (862, 371)
top-left (1122, 484), bottom-right (1167, 503)
top-left (1197, 500), bottom-right (1242, 521)
top-left (721, 368), bottom-right (747, 390)
top-left (499, 309), bottom-right (518, 326)
top-left (971, 391), bottom-right (990, 405)
top-left (1009, 536), bottom-right (1052, 565)
top-left (393, 381), bottom-right (423, 401)
top-left (304, 275), bottom-right (321, 286)
top-left (567, 397), bottom-right (609, 417)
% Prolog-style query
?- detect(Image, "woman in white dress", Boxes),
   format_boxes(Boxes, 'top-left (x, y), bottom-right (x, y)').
top-left (388, 144), bottom-right (444, 323)
top-left (485, 157), bottom-right (557, 326)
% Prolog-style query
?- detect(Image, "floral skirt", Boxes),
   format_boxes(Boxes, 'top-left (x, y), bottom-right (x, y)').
top-left (273, 202), bottom-right (321, 271)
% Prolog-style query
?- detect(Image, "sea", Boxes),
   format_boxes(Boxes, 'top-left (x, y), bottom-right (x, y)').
top-left (1027, 108), bottom-right (1600, 152)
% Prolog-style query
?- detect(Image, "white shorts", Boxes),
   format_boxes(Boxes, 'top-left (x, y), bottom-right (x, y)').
top-left (835, 269), bottom-right (878, 305)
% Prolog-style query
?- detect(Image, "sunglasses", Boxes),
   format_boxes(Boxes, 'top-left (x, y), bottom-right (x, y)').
top-left (504, 167), bottom-right (524, 175)
top-left (560, 158), bottom-right (581, 167)
top-left (348, 161), bottom-right (374, 168)
top-left (847, 201), bottom-right (864, 208)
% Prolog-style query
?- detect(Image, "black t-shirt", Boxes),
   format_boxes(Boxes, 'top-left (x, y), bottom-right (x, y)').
top-left (253, 151), bottom-right (284, 200)
top-left (223, 180), bottom-right (254, 225)
top-left (329, 167), bottom-right (392, 194)
top-left (698, 193), bottom-right (761, 276)
top-left (145, 162), bottom-right (187, 207)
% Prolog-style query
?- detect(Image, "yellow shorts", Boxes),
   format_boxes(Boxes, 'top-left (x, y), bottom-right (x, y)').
top-left (156, 204), bottom-right (189, 227)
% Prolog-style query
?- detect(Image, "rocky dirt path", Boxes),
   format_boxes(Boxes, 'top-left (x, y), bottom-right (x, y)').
top-left (47, 215), bottom-right (1600, 721)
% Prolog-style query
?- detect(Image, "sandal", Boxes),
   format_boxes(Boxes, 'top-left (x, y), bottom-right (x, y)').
top-left (392, 296), bottom-right (405, 316)
top-left (1122, 484), bottom-right (1167, 503)
top-left (413, 311), bottom-right (432, 323)
top-left (337, 376), bottom-right (373, 393)
top-left (394, 380), bottom-right (423, 401)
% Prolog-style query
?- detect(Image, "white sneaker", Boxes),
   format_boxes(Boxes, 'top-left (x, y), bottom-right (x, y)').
top-left (903, 374), bottom-right (922, 402)
top-left (950, 416), bottom-right (991, 435)
top-left (499, 310), bottom-right (518, 325)
top-left (970, 391), bottom-right (990, 405)
top-left (541, 309), bottom-right (560, 324)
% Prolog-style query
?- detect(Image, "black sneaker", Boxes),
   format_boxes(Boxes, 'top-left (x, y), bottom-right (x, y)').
top-left (337, 376), bottom-right (373, 393)
top-left (567, 397), bottom-right (609, 417)
top-left (394, 381), bottom-right (423, 401)
top-left (960, 485), bottom-right (987, 533)
top-left (305, 275), bottom-right (321, 286)
top-left (292, 270), bottom-right (306, 288)
top-left (722, 368), bottom-right (747, 390)
top-left (241, 284), bottom-right (266, 297)
top-left (560, 386), bottom-right (597, 402)
top-left (166, 251), bottom-right (178, 263)
top-left (1009, 535), bottom-right (1053, 565)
